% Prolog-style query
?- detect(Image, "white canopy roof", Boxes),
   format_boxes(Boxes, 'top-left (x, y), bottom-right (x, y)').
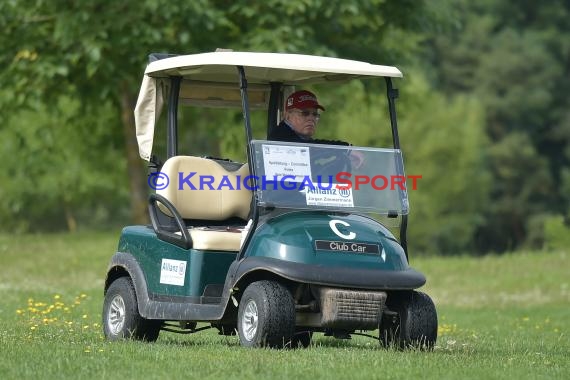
top-left (135, 51), bottom-right (402, 160)
top-left (145, 51), bottom-right (402, 83)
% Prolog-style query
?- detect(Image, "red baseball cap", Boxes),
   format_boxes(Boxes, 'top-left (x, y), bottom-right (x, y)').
top-left (285, 90), bottom-right (325, 111)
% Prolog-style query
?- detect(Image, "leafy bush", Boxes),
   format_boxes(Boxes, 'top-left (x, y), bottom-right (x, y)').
top-left (543, 215), bottom-right (570, 252)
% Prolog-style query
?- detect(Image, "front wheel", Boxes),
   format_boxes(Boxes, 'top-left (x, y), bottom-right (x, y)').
top-left (102, 277), bottom-right (161, 342)
top-left (380, 291), bottom-right (437, 350)
top-left (237, 280), bottom-right (295, 348)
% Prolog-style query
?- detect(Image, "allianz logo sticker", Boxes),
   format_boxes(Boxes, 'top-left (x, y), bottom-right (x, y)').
top-left (160, 258), bottom-right (187, 286)
top-left (305, 184), bottom-right (354, 208)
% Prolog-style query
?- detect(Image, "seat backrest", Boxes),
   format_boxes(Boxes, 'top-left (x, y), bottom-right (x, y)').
top-left (157, 156), bottom-right (251, 221)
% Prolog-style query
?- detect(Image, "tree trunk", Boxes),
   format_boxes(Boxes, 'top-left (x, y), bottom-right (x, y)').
top-left (64, 201), bottom-right (77, 233)
top-left (120, 82), bottom-right (149, 225)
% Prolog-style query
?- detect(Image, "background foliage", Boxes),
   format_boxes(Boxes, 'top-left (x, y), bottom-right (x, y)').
top-left (1, 0), bottom-right (569, 254)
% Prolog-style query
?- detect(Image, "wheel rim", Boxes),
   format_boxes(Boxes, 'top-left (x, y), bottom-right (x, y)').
top-left (107, 294), bottom-right (126, 335)
top-left (241, 299), bottom-right (258, 341)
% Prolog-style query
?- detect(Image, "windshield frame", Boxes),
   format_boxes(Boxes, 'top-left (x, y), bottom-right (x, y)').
top-left (250, 140), bottom-right (409, 216)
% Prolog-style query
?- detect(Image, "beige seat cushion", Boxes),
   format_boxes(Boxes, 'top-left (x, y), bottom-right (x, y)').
top-left (189, 228), bottom-right (242, 251)
top-left (158, 156), bottom-right (251, 252)
top-left (157, 156), bottom-right (251, 220)
top-left (175, 227), bottom-right (242, 251)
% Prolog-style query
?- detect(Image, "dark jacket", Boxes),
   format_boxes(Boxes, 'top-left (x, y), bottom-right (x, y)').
top-left (268, 121), bottom-right (350, 146)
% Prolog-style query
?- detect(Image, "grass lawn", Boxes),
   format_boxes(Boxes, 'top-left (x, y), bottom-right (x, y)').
top-left (0, 232), bottom-right (568, 379)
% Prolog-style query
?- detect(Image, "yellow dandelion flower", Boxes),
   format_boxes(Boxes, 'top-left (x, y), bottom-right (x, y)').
top-left (80, 294), bottom-right (87, 298)
top-left (82, 314), bottom-right (88, 319)
top-left (54, 294), bottom-right (61, 300)
top-left (83, 325), bottom-right (89, 329)
top-left (16, 309), bottom-right (23, 315)
top-left (30, 326), bottom-right (36, 330)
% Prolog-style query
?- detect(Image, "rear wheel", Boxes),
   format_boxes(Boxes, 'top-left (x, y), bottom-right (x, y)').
top-left (237, 280), bottom-right (295, 348)
top-left (380, 291), bottom-right (437, 350)
top-left (103, 277), bottom-right (161, 342)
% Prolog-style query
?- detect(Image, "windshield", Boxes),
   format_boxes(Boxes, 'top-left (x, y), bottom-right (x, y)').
top-left (250, 140), bottom-right (409, 215)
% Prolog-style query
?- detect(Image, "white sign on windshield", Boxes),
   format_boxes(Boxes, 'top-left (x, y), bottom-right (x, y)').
top-left (262, 144), bottom-right (312, 181)
top-left (304, 186), bottom-right (354, 208)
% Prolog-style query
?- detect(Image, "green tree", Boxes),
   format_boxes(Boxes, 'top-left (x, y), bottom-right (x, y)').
top-left (0, 0), bottom-right (433, 230)
top-left (426, 0), bottom-right (570, 251)
top-left (479, 132), bottom-right (553, 251)
top-left (397, 72), bottom-right (490, 254)
top-left (0, 98), bottom-right (128, 232)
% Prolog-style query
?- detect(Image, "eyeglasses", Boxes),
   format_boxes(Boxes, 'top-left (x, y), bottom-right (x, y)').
top-left (292, 110), bottom-right (321, 119)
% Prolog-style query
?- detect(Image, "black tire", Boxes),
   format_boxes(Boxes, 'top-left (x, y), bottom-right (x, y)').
top-left (380, 291), bottom-right (437, 350)
top-left (102, 277), bottom-right (161, 342)
top-left (237, 280), bottom-right (295, 348)
top-left (292, 331), bottom-right (313, 348)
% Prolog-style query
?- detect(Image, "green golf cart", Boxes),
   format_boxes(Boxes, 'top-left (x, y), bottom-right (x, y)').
top-left (102, 51), bottom-right (437, 348)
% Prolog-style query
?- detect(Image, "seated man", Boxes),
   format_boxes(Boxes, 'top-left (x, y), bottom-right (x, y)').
top-left (269, 90), bottom-right (348, 145)
top-left (268, 90), bottom-right (364, 171)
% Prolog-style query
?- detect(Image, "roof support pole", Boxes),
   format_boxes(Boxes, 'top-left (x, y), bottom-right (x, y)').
top-left (237, 66), bottom-right (258, 259)
top-left (386, 78), bottom-right (400, 150)
top-left (385, 78), bottom-right (408, 260)
top-left (237, 66), bottom-right (253, 144)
